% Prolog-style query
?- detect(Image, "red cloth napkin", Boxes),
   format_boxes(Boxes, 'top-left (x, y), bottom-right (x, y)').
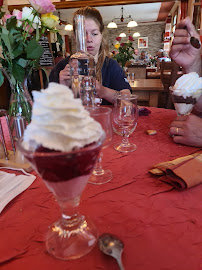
top-left (150, 150), bottom-right (202, 190)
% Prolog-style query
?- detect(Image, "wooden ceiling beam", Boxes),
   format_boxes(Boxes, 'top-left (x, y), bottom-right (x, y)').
top-left (8, 0), bottom-right (176, 12)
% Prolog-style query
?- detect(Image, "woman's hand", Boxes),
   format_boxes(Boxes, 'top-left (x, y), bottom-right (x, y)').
top-left (170, 114), bottom-right (202, 147)
top-left (59, 64), bottom-right (71, 87)
top-left (169, 17), bottom-right (201, 75)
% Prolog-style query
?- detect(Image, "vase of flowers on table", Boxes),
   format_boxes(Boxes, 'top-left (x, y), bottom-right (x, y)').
top-left (112, 36), bottom-right (134, 68)
top-left (0, 0), bottom-right (59, 124)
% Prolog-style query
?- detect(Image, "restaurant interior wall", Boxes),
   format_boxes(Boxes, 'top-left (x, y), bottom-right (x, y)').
top-left (107, 22), bottom-right (166, 57)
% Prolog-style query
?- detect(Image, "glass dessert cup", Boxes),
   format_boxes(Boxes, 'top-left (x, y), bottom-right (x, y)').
top-left (113, 93), bottom-right (138, 153)
top-left (169, 86), bottom-right (199, 116)
top-left (85, 107), bottom-right (113, 185)
top-left (17, 136), bottom-right (104, 260)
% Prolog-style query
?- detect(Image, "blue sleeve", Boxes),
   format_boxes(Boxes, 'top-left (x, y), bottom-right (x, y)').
top-left (102, 58), bottom-right (131, 91)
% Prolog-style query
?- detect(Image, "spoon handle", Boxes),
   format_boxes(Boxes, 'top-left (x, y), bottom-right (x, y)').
top-left (116, 256), bottom-right (125, 270)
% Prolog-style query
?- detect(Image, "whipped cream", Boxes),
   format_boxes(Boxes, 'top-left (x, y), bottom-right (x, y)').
top-left (23, 83), bottom-right (104, 152)
top-left (173, 72), bottom-right (202, 98)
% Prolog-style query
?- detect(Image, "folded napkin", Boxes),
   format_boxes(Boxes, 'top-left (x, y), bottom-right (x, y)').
top-left (149, 150), bottom-right (202, 190)
top-left (0, 167), bottom-right (36, 213)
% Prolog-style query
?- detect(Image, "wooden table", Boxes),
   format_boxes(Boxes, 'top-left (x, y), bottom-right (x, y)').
top-left (129, 79), bottom-right (164, 107)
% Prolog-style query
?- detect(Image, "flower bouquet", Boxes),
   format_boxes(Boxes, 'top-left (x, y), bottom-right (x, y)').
top-left (0, 0), bottom-right (59, 123)
top-left (112, 36), bottom-right (134, 68)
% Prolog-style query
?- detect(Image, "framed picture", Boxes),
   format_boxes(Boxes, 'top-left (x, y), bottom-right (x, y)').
top-left (138, 37), bottom-right (148, 48)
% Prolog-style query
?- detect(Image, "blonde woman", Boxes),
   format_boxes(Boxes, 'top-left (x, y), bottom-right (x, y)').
top-left (49, 6), bottom-right (131, 104)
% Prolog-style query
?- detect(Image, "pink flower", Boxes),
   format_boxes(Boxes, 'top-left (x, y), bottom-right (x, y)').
top-left (2, 14), bottom-right (11, 23)
top-left (116, 37), bottom-right (121, 41)
top-left (12, 9), bottom-right (22, 20)
top-left (29, 0), bottom-right (55, 14)
top-left (128, 36), bottom-right (134, 41)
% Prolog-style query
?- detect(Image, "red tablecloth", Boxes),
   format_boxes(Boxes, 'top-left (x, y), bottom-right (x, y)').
top-left (0, 107), bottom-right (202, 270)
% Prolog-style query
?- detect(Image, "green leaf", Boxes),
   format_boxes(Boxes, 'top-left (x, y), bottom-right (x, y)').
top-left (17, 58), bottom-right (28, 68)
top-left (6, 16), bottom-right (17, 30)
top-left (1, 28), bottom-right (14, 58)
top-left (12, 63), bottom-right (25, 83)
top-left (0, 69), bottom-right (4, 87)
top-left (26, 39), bottom-right (44, 59)
top-left (13, 43), bottom-right (24, 57)
top-left (0, 11), bottom-right (5, 20)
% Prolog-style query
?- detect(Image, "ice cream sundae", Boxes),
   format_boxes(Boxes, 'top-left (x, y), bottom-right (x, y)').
top-left (170, 72), bottom-right (202, 115)
top-left (18, 82), bottom-right (105, 260)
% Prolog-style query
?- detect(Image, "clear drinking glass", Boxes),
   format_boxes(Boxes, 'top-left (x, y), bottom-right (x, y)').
top-left (70, 15), bottom-right (98, 106)
top-left (86, 107), bottom-right (113, 185)
top-left (170, 86), bottom-right (200, 116)
top-left (113, 93), bottom-right (138, 153)
top-left (17, 135), bottom-right (105, 260)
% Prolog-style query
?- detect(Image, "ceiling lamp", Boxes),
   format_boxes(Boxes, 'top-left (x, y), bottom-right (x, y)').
top-left (133, 32), bottom-right (140, 37)
top-left (65, 23), bottom-right (73, 31)
top-left (108, 6), bottom-right (137, 29)
top-left (119, 33), bottom-right (126, 37)
top-left (107, 21), bottom-right (117, 29)
top-left (127, 20), bottom-right (138, 28)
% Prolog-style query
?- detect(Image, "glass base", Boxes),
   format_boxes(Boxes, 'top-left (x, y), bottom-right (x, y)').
top-left (114, 142), bottom-right (137, 153)
top-left (46, 215), bottom-right (98, 260)
top-left (88, 169), bottom-right (112, 185)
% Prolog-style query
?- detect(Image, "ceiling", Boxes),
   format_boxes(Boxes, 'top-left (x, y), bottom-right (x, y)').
top-left (7, 0), bottom-right (176, 27)
top-left (56, 1), bottom-right (175, 28)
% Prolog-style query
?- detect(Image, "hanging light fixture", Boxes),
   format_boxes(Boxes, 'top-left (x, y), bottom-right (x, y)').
top-left (127, 16), bottom-right (138, 28)
top-left (107, 6), bottom-right (137, 29)
top-left (119, 33), bottom-right (127, 37)
top-left (58, 10), bottom-right (73, 31)
top-left (133, 32), bottom-right (140, 37)
top-left (107, 21), bottom-right (117, 29)
top-left (65, 23), bottom-right (73, 31)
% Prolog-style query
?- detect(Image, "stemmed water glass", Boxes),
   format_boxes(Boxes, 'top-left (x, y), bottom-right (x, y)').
top-left (86, 107), bottom-right (113, 185)
top-left (113, 93), bottom-right (138, 153)
top-left (18, 135), bottom-right (105, 260)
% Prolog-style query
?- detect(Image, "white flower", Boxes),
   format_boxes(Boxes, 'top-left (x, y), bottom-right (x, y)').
top-left (22, 7), bottom-right (40, 25)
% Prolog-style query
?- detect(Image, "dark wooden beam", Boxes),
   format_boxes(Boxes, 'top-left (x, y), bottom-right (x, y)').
top-left (8, 0), bottom-right (176, 12)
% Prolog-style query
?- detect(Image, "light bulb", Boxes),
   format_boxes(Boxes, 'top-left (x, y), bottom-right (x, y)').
top-left (107, 21), bottom-right (117, 29)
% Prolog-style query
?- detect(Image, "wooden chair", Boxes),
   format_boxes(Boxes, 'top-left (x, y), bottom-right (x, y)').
top-left (159, 60), bottom-right (182, 108)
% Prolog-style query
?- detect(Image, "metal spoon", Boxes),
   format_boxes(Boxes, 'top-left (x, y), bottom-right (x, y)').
top-left (99, 233), bottom-right (125, 270)
top-left (183, 26), bottom-right (201, 49)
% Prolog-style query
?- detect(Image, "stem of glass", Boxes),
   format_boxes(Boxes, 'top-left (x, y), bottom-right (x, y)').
top-left (57, 195), bottom-right (83, 227)
top-left (121, 129), bottom-right (130, 147)
top-left (93, 152), bottom-right (104, 176)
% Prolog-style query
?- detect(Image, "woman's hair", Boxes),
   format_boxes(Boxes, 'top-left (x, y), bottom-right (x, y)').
top-left (73, 6), bottom-right (110, 82)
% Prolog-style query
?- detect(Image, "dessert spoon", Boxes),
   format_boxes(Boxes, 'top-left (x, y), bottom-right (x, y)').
top-left (184, 26), bottom-right (201, 49)
top-left (99, 233), bottom-right (125, 270)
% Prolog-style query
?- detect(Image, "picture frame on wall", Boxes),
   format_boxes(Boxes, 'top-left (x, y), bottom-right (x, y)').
top-left (138, 37), bottom-right (148, 48)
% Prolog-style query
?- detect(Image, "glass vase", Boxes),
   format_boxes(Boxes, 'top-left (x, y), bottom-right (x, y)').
top-left (9, 80), bottom-right (32, 126)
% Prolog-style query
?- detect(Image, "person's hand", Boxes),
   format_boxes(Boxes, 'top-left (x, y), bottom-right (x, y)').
top-left (95, 80), bottom-right (105, 98)
top-left (169, 17), bottom-right (201, 74)
top-left (169, 114), bottom-right (202, 147)
top-left (59, 64), bottom-right (71, 87)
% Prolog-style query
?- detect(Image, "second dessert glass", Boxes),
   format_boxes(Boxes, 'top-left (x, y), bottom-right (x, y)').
top-left (170, 86), bottom-right (200, 116)
top-left (18, 135), bottom-right (105, 260)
